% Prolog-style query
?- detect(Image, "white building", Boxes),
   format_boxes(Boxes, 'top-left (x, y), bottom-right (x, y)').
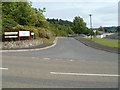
top-left (96, 33), bottom-right (115, 38)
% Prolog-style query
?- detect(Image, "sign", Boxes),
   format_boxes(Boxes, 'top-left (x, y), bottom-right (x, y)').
top-left (31, 32), bottom-right (34, 35)
top-left (5, 36), bottom-right (18, 38)
top-left (19, 31), bottom-right (30, 37)
top-left (5, 32), bottom-right (18, 35)
top-left (4, 31), bottom-right (31, 40)
top-left (93, 30), bottom-right (96, 33)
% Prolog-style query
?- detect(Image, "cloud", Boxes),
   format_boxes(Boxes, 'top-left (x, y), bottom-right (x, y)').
top-left (30, 0), bottom-right (119, 2)
top-left (32, 1), bottom-right (118, 28)
top-left (94, 2), bottom-right (118, 15)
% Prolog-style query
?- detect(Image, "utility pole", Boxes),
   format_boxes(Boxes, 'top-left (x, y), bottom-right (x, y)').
top-left (89, 14), bottom-right (93, 39)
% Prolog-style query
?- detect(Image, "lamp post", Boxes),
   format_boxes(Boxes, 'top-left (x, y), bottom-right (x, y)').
top-left (89, 14), bottom-right (93, 39)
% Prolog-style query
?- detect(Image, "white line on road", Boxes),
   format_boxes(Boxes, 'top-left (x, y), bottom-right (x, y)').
top-left (50, 72), bottom-right (120, 77)
top-left (43, 58), bottom-right (50, 60)
top-left (70, 60), bottom-right (74, 61)
top-left (0, 67), bottom-right (8, 70)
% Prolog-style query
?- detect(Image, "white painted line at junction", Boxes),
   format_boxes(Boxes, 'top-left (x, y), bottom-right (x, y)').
top-left (70, 60), bottom-right (74, 61)
top-left (0, 67), bottom-right (8, 70)
top-left (43, 58), bottom-right (50, 60)
top-left (50, 72), bottom-right (120, 77)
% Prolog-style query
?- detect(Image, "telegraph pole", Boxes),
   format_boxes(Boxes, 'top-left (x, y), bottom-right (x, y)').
top-left (89, 14), bottom-right (93, 39)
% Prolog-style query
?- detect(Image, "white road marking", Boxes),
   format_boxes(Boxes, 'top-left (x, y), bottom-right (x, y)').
top-left (0, 67), bottom-right (8, 70)
top-left (70, 60), bottom-right (74, 61)
top-left (50, 72), bottom-right (120, 77)
top-left (43, 58), bottom-right (50, 60)
top-left (32, 57), bottom-right (36, 59)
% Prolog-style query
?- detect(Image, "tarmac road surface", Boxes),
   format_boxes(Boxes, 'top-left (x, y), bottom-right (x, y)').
top-left (2, 37), bottom-right (119, 88)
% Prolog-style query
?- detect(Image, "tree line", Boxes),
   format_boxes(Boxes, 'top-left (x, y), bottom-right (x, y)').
top-left (2, 2), bottom-right (49, 30)
top-left (2, 2), bottom-right (96, 40)
top-left (47, 17), bottom-right (92, 35)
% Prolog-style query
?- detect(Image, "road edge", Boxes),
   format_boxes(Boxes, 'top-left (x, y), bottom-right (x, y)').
top-left (0, 37), bottom-right (58, 52)
top-left (74, 37), bottom-right (119, 54)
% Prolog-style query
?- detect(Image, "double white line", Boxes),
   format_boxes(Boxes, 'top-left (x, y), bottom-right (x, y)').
top-left (50, 72), bottom-right (120, 77)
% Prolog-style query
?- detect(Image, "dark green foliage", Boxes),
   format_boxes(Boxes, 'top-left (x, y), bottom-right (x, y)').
top-left (97, 26), bottom-right (118, 33)
top-left (118, 26), bottom-right (120, 32)
top-left (2, 17), bottom-right (17, 30)
top-left (47, 18), bottom-right (73, 27)
top-left (49, 23), bottom-right (74, 37)
top-left (72, 16), bottom-right (87, 34)
top-left (47, 18), bottom-right (75, 36)
top-left (2, 2), bottom-right (90, 38)
top-left (2, 2), bottom-right (18, 29)
top-left (99, 26), bottom-right (104, 31)
top-left (83, 28), bottom-right (91, 34)
top-left (103, 26), bottom-right (118, 33)
top-left (2, 2), bottom-right (48, 30)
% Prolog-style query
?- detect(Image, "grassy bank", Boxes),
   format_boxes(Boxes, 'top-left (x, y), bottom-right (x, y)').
top-left (42, 36), bottom-right (56, 44)
top-left (82, 37), bottom-right (119, 48)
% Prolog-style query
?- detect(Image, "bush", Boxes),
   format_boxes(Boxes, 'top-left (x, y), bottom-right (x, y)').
top-left (12, 25), bottom-right (54, 39)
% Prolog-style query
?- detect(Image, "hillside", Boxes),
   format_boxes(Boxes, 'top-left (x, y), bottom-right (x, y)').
top-left (47, 18), bottom-right (73, 27)
top-left (103, 26), bottom-right (118, 32)
top-left (1, 2), bottom-right (77, 43)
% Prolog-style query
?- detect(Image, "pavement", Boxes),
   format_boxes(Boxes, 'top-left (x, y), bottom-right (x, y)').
top-left (74, 37), bottom-right (119, 54)
top-left (2, 37), bottom-right (118, 88)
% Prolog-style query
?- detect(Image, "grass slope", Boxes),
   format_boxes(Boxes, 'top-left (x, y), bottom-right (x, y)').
top-left (83, 37), bottom-right (119, 48)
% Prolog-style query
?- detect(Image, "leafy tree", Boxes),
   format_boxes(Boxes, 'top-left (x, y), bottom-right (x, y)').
top-left (35, 8), bottom-right (49, 28)
top-left (2, 2), bottom-right (18, 30)
top-left (2, 2), bottom-right (75, 38)
top-left (72, 16), bottom-right (87, 34)
top-left (99, 26), bottom-right (104, 31)
top-left (84, 28), bottom-right (91, 34)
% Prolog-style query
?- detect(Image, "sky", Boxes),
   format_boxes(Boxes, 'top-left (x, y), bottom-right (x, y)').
top-left (31, 0), bottom-right (119, 28)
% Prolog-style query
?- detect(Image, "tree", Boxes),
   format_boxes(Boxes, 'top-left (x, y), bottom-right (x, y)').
top-left (84, 28), bottom-right (91, 34)
top-left (35, 8), bottom-right (49, 28)
top-left (2, 2), bottom-right (75, 38)
top-left (2, 2), bottom-right (35, 28)
top-left (47, 18), bottom-right (73, 27)
top-left (72, 16), bottom-right (87, 34)
top-left (99, 26), bottom-right (104, 31)
top-left (118, 26), bottom-right (120, 32)
top-left (2, 2), bottom-right (18, 30)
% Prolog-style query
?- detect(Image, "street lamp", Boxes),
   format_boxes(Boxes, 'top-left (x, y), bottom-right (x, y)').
top-left (89, 14), bottom-right (93, 39)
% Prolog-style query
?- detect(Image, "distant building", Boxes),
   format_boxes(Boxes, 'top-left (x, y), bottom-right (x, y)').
top-left (96, 32), bottom-right (115, 38)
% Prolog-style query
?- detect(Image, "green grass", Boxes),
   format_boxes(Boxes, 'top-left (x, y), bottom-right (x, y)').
top-left (82, 37), bottom-right (120, 48)
top-left (42, 36), bottom-right (55, 44)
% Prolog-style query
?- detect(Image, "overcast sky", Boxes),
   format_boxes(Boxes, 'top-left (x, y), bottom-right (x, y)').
top-left (31, 0), bottom-right (119, 28)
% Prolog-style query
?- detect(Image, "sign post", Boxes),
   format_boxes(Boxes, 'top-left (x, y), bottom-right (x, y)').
top-left (93, 30), bottom-right (96, 34)
top-left (18, 31), bottom-right (20, 40)
top-left (4, 31), bottom-right (33, 41)
top-left (93, 30), bottom-right (96, 39)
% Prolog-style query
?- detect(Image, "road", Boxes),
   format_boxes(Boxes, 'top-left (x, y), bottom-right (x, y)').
top-left (2, 37), bottom-right (119, 88)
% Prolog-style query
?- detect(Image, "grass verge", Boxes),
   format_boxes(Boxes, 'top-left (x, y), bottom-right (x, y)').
top-left (82, 37), bottom-right (120, 48)
top-left (42, 37), bottom-right (56, 44)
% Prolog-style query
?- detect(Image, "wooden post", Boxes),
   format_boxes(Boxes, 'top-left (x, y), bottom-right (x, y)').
top-left (18, 31), bottom-right (20, 40)
top-left (28, 31), bottom-right (31, 40)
